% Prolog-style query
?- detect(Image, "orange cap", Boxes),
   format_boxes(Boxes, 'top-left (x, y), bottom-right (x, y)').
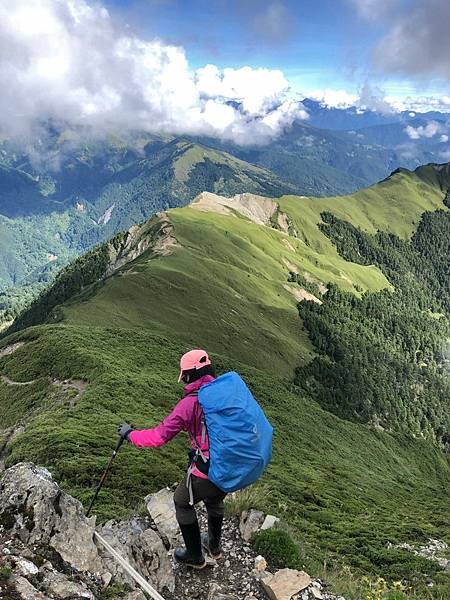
top-left (178, 349), bottom-right (211, 382)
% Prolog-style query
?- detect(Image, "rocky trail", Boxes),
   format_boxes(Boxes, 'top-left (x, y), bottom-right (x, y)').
top-left (0, 464), bottom-right (344, 600)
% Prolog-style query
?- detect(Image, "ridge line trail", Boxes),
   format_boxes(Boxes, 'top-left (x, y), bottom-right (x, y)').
top-left (0, 343), bottom-right (86, 395)
top-left (0, 374), bottom-right (36, 386)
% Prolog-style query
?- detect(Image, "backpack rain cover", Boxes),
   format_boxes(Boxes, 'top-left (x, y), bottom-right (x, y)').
top-left (198, 371), bottom-right (273, 493)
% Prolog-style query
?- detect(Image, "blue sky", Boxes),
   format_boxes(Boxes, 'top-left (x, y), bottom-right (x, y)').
top-left (104, 0), bottom-right (449, 106)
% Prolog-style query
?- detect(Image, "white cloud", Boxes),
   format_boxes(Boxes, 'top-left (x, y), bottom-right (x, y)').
top-left (385, 95), bottom-right (450, 113)
top-left (307, 87), bottom-right (450, 116)
top-left (0, 0), bottom-right (307, 146)
top-left (306, 89), bottom-right (359, 109)
top-left (440, 134), bottom-right (449, 143)
top-left (404, 121), bottom-right (445, 140)
top-left (358, 82), bottom-right (395, 114)
top-left (306, 83), bottom-right (394, 114)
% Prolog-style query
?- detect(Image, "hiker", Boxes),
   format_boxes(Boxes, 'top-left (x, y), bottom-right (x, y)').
top-left (118, 349), bottom-right (224, 569)
top-left (118, 349), bottom-right (273, 570)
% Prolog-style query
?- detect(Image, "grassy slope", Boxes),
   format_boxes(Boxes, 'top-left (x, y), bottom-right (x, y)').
top-left (1, 325), bottom-right (449, 593)
top-left (61, 204), bottom-right (393, 376)
top-left (280, 169), bottom-right (447, 247)
top-left (1, 165), bottom-right (449, 595)
top-left (61, 166), bottom-right (447, 375)
top-left (172, 141), bottom-right (282, 183)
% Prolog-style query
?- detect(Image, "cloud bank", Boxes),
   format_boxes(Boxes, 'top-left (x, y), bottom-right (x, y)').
top-left (306, 87), bottom-right (450, 115)
top-left (307, 83), bottom-right (397, 114)
top-left (0, 0), bottom-right (307, 145)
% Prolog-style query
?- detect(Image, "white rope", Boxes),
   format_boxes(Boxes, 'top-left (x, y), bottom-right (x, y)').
top-left (94, 531), bottom-right (167, 600)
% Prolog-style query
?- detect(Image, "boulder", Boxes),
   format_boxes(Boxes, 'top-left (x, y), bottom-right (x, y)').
top-left (252, 554), bottom-right (271, 581)
top-left (9, 575), bottom-right (49, 599)
top-left (40, 568), bottom-right (95, 599)
top-left (0, 463), bottom-right (103, 573)
top-left (262, 568), bottom-right (312, 600)
top-left (239, 509), bottom-right (265, 541)
top-left (261, 515), bottom-right (280, 531)
top-left (11, 557), bottom-right (39, 577)
top-left (97, 517), bottom-right (175, 593)
top-left (145, 487), bottom-right (180, 546)
top-left (124, 592), bottom-right (148, 600)
top-left (310, 586), bottom-right (324, 599)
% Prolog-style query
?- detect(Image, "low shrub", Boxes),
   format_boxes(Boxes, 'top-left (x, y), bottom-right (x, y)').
top-left (0, 565), bottom-right (12, 581)
top-left (252, 527), bottom-right (302, 570)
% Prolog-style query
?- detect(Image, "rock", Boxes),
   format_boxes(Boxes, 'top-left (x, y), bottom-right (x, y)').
top-left (0, 463), bottom-right (103, 574)
top-left (10, 575), bottom-right (49, 599)
top-left (145, 487), bottom-right (180, 545)
top-left (262, 568), bottom-right (312, 600)
top-left (124, 592), bottom-right (147, 600)
top-left (239, 509), bottom-right (265, 541)
top-left (101, 571), bottom-right (113, 587)
top-left (208, 581), bottom-right (239, 599)
top-left (12, 557), bottom-right (39, 577)
top-left (261, 515), bottom-right (280, 531)
top-left (97, 517), bottom-right (175, 593)
top-left (391, 538), bottom-right (450, 570)
top-left (254, 555), bottom-right (267, 572)
top-left (40, 569), bottom-right (95, 599)
top-left (310, 586), bottom-right (324, 599)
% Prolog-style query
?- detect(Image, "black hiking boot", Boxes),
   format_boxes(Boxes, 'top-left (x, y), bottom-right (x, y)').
top-left (175, 522), bottom-right (207, 569)
top-left (201, 515), bottom-right (223, 560)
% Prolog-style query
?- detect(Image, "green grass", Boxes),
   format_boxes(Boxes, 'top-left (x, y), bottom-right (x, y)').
top-left (0, 324), bottom-right (449, 597)
top-left (59, 202), bottom-right (394, 377)
top-left (173, 140), bottom-right (270, 182)
top-left (61, 166), bottom-right (447, 379)
top-left (279, 170), bottom-right (447, 249)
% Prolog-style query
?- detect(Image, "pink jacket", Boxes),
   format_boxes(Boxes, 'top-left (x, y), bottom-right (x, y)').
top-left (128, 374), bottom-right (214, 479)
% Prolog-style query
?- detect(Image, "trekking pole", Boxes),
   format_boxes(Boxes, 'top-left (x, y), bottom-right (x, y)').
top-left (86, 435), bottom-right (125, 518)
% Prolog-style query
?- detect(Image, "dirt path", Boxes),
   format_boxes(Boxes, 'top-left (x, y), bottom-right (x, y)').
top-left (0, 374), bottom-right (36, 386)
top-left (0, 342), bottom-right (25, 358)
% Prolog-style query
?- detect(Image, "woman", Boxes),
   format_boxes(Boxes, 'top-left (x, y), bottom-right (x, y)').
top-left (118, 349), bottom-right (225, 569)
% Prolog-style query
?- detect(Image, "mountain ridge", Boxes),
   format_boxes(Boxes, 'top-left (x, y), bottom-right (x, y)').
top-left (0, 161), bottom-right (449, 597)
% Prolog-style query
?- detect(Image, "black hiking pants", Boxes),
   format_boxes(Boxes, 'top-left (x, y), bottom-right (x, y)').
top-left (173, 474), bottom-right (227, 525)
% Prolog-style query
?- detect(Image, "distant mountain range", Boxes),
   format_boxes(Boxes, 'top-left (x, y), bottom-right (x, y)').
top-left (0, 100), bottom-right (448, 319)
top-left (302, 98), bottom-right (450, 132)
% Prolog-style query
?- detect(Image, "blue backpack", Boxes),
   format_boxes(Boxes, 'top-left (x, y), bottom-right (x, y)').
top-left (197, 371), bottom-right (273, 493)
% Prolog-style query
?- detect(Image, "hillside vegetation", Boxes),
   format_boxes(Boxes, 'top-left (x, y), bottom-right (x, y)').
top-left (1, 163), bottom-right (449, 597)
top-left (0, 136), bottom-right (299, 320)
